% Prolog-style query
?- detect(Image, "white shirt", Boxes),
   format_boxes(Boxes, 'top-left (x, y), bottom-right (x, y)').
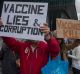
top-left (68, 45), bottom-right (80, 70)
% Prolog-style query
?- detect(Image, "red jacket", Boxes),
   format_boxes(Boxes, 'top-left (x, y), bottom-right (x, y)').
top-left (3, 37), bottom-right (60, 74)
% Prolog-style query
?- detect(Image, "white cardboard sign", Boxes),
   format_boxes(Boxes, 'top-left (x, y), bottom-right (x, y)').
top-left (56, 18), bottom-right (80, 39)
top-left (1, 1), bottom-right (48, 41)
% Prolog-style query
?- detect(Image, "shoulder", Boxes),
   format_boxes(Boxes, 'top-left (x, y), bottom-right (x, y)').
top-left (38, 41), bottom-right (47, 48)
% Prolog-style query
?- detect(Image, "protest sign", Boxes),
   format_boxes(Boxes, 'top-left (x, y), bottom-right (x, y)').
top-left (56, 18), bottom-right (80, 39)
top-left (1, 1), bottom-right (48, 41)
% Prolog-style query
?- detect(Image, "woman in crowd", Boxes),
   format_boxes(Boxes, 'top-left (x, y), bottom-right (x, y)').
top-left (68, 39), bottom-right (80, 74)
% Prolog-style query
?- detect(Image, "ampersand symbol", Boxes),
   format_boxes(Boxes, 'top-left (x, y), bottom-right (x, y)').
top-left (33, 19), bottom-right (40, 27)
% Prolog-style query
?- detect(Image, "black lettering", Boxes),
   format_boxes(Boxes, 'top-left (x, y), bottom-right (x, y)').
top-left (16, 15), bottom-right (22, 25)
top-left (8, 26), bottom-right (13, 32)
top-left (9, 4), bottom-right (14, 13)
top-left (4, 25), bottom-right (9, 32)
top-left (11, 26), bottom-right (17, 33)
top-left (0, 25), bottom-right (23, 33)
top-left (21, 27), bottom-right (26, 33)
top-left (0, 25), bottom-right (4, 32)
top-left (32, 28), bottom-right (43, 35)
top-left (13, 15), bottom-right (16, 25)
top-left (26, 27), bottom-right (43, 35)
top-left (39, 28), bottom-right (43, 36)
top-left (27, 27), bottom-right (31, 34)
top-left (28, 5), bottom-right (31, 14)
top-left (33, 28), bottom-right (38, 35)
top-left (7, 15), bottom-right (12, 24)
top-left (38, 5), bottom-right (44, 14)
top-left (4, 3), bottom-right (9, 13)
top-left (17, 26), bottom-right (22, 33)
top-left (22, 4), bottom-right (28, 13)
top-left (31, 28), bottom-right (33, 35)
top-left (31, 5), bottom-right (37, 14)
top-left (33, 19), bottom-right (40, 27)
top-left (22, 16), bottom-right (29, 26)
top-left (15, 4), bottom-right (22, 13)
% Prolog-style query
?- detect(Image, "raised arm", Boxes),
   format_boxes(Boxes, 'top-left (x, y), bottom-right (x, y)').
top-left (40, 23), bottom-right (60, 59)
top-left (47, 37), bottom-right (60, 59)
top-left (0, 17), bottom-right (23, 52)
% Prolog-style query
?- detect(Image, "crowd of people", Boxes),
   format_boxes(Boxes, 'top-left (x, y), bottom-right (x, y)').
top-left (0, 17), bottom-right (80, 74)
top-left (0, 18), bottom-right (60, 74)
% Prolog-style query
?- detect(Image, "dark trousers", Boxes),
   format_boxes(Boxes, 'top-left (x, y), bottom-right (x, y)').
top-left (72, 67), bottom-right (80, 74)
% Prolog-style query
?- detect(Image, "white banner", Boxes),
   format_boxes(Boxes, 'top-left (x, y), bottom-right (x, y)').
top-left (1, 1), bottom-right (48, 41)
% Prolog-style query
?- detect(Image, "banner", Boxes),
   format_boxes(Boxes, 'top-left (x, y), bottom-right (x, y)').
top-left (1, 1), bottom-right (48, 41)
top-left (56, 18), bottom-right (80, 39)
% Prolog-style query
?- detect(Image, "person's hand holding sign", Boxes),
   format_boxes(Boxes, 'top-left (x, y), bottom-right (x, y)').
top-left (40, 23), bottom-right (51, 40)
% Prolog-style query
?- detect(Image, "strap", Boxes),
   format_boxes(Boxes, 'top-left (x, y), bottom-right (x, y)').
top-left (48, 54), bottom-right (61, 62)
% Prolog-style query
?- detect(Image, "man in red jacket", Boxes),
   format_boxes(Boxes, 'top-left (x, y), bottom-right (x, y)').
top-left (0, 18), bottom-right (60, 74)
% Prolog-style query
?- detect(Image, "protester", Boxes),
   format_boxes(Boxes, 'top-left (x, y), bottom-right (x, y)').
top-left (0, 18), bottom-right (60, 74)
top-left (68, 39), bottom-right (80, 74)
top-left (1, 43), bottom-right (19, 74)
top-left (66, 39), bottom-right (75, 68)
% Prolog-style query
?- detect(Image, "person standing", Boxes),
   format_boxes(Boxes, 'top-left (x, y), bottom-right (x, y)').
top-left (0, 18), bottom-right (60, 74)
top-left (1, 43), bottom-right (19, 74)
top-left (68, 39), bottom-right (80, 74)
